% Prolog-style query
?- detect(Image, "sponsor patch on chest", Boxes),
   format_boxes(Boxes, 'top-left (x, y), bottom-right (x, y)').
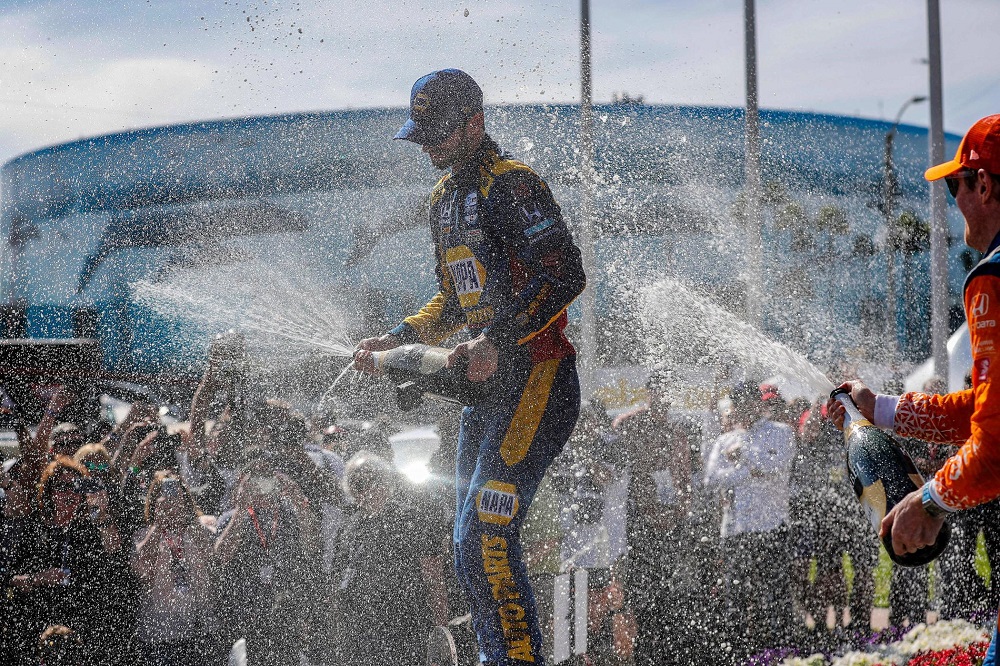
top-left (520, 202), bottom-right (545, 226)
top-left (463, 191), bottom-right (479, 226)
top-left (445, 245), bottom-right (486, 307)
top-left (972, 293), bottom-right (990, 319)
top-left (439, 191), bottom-right (457, 233)
top-left (524, 218), bottom-right (554, 239)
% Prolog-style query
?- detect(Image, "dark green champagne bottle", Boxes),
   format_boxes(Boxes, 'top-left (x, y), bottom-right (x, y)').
top-left (372, 344), bottom-right (488, 411)
top-left (831, 388), bottom-right (950, 567)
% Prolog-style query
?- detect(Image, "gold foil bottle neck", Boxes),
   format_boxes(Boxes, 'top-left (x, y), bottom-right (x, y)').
top-left (843, 418), bottom-right (874, 443)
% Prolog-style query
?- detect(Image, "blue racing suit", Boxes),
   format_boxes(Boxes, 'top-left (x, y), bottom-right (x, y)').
top-left (390, 135), bottom-right (585, 664)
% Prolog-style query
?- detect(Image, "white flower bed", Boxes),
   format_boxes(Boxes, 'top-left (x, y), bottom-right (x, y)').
top-left (889, 619), bottom-right (989, 658)
top-left (777, 620), bottom-right (991, 666)
top-left (830, 652), bottom-right (890, 666)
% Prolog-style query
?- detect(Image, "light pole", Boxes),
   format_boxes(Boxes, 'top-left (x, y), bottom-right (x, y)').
top-left (882, 95), bottom-right (927, 365)
top-left (743, 0), bottom-right (763, 328)
top-left (927, 0), bottom-right (949, 381)
top-left (578, 0), bottom-right (598, 396)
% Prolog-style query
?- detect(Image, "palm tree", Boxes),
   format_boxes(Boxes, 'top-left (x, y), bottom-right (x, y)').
top-left (889, 210), bottom-right (930, 357)
top-left (762, 179), bottom-right (791, 207)
top-left (888, 210), bottom-right (930, 254)
top-left (815, 205), bottom-right (850, 256)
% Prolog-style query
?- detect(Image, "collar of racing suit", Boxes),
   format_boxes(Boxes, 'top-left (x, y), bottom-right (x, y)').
top-left (986, 230), bottom-right (1000, 257)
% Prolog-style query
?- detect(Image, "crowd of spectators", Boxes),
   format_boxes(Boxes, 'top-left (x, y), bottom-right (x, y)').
top-left (520, 369), bottom-right (999, 665)
top-left (570, 371), bottom-right (1000, 665)
top-left (0, 347), bottom-right (454, 666)
top-left (0, 351), bottom-right (997, 666)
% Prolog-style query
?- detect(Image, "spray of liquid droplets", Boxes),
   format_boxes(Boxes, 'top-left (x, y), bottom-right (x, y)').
top-left (133, 260), bottom-right (357, 370)
top-left (640, 277), bottom-right (836, 399)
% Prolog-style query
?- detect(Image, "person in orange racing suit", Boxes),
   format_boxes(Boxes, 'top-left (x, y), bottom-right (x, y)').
top-left (828, 114), bottom-right (1000, 664)
top-left (355, 69), bottom-right (585, 666)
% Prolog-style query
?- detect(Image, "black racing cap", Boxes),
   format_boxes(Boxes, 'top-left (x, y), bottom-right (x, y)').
top-left (395, 69), bottom-right (483, 146)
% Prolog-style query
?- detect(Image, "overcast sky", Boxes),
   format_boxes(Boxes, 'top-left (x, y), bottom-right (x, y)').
top-left (0, 0), bottom-right (997, 164)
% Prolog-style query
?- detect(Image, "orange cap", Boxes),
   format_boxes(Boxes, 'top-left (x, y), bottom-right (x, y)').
top-left (925, 114), bottom-right (1000, 181)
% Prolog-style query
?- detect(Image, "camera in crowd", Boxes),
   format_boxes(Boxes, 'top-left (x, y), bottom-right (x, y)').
top-left (209, 330), bottom-right (249, 386)
top-left (207, 331), bottom-right (275, 451)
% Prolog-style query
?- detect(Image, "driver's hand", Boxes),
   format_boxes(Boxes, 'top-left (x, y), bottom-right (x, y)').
top-left (825, 380), bottom-right (876, 430)
top-left (353, 334), bottom-right (401, 375)
top-left (880, 488), bottom-right (946, 556)
top-left (447, 335), bottom-right (498, 382)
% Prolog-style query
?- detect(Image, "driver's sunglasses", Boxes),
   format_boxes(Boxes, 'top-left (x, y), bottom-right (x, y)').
top-left (945, 169), bottom-right (977, 198)
top-left (84, 461), bottom-right (109, 473)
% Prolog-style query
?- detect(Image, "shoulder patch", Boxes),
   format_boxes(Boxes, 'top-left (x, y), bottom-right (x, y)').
top-left (964, 247), bottom-right (1000, 296)
top-left (490, 157), bottom-right (534, 178)
top-left (485, 166), bottom-right (545, 201)
top-left (480, 154), bottom-right (536, 199)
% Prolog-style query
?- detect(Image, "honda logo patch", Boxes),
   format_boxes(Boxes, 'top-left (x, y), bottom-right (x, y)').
top-left (972, 293), bottom-right (990, 319)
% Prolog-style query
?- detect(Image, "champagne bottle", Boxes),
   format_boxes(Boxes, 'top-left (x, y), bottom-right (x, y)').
top-left (370, 344), bottom-right (488, 411)
top-left (831, 388), bottom-right (950, 567)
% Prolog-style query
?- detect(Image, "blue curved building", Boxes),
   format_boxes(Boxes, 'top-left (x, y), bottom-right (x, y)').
top-left (0, 105), bottom-right (964, 374)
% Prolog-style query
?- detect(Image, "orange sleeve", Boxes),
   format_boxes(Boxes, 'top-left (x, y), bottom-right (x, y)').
top-left (894, 389), bottom-right (975, 445)
top-left (932, 274), bottom-right (1000, 510)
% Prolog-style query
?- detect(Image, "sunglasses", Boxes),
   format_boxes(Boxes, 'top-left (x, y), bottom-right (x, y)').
top-left (84, 462), bottom-right (109, 472)
top-left (945, 169), bottom-right (977, 198)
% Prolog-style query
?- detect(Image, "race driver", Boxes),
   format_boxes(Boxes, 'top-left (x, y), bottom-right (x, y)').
top-left (355, 69), bottom-right (586, 666)
top-left (828, 114), bottom-right (1000, 663)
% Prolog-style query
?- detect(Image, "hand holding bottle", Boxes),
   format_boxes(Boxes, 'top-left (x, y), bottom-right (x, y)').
top-left (354, 342), bottom-right (490, 408)
top-left (353, 334), bottom-right (401, 375)
top-left (826, 380), bottom-right (877, 430)
top-left (832, 388), bottom-right (950, 566)
top-left (880, 488), bottom-right (947, 557)
top-left (448, 334), bottom-right (498, 382)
